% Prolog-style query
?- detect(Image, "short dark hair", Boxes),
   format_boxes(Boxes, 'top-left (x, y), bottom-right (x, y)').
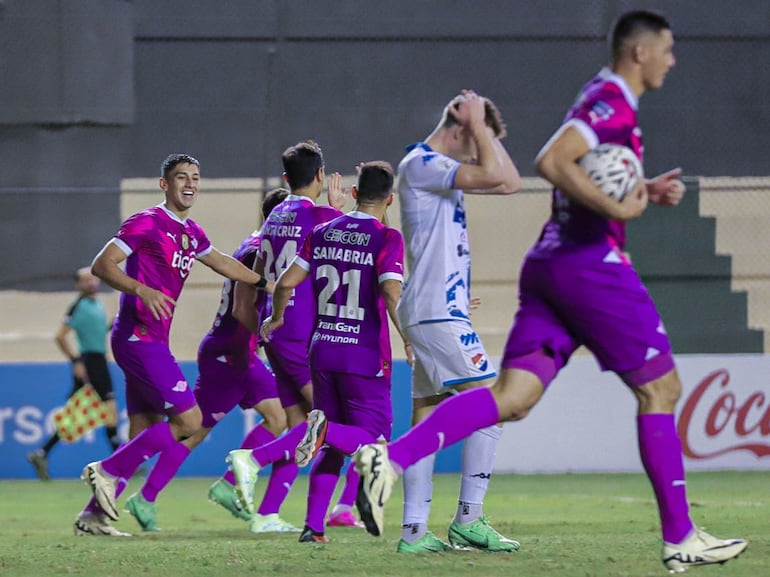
top-left (262, 187), bottom-right (290, 219)
top-left (356, 161), bottom-right (394, 203)
top-left (444, 97), bottom-right (507, 139)
top-left (161, 153), bottom-right (200, 179)
top-left (281, 141), bottom-right (324, 190)
top-left (610, 10), bottom-right (671, 60)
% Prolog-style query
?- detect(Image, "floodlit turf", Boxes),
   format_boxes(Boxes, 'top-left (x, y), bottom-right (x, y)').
top-left (0, 471), bottom-right (767, 577)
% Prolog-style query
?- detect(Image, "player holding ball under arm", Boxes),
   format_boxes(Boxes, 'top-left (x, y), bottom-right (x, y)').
top-left (355, 10), bottom-right (747, 573)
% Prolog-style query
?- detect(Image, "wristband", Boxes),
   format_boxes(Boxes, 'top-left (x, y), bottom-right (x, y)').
top-left (72, 356), bottom-right (83, 363)
top-left (254, 277), bottom-right (268, 289)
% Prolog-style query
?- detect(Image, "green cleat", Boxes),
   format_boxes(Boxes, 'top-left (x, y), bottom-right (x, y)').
top-left (125, 491), bottom-right (161, 532)
top-left (225, 449), bottom-right (260, 514)
top-left (208, 478), bottom-right (251, 522)
top-left (397, 531), bottom-right (452, 553)
top-left (448, 516), bottom-right (519, 553)
top-left (250, 513), bottom-right (300, 534)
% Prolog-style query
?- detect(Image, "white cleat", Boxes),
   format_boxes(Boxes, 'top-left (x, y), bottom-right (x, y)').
top-left (225, 449), bottom-right (260, 515)
top-left (81, 461), bottom-right (119, 521)
top-left (662, 527), bottom-right (748, 573)
top-left (249, 513), bottom-right (301, 534)
top-left (353, 444), bottom-right (398, 537)
top-left (73, 511), bottom-right (131, 537)
top-left (295, 409), bottom-right (328, 467)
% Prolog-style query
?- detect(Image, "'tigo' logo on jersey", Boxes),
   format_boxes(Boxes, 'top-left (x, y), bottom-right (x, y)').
top-left (471, 353), bottom-right (489, 372)
top-left (172, 250), bottom-right (196, 278)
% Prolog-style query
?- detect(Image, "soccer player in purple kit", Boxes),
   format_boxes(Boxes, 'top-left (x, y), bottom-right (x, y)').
top-left (76, 153), bottom-right (273, 530)
top-left (260, 161), bottom-right (410, 543)
top-left (120, 188), bottom-right (298, 533)
top-left (355, 11), bottom-right (748, 572)
top-left (226, 141), bottom-right (360, 525)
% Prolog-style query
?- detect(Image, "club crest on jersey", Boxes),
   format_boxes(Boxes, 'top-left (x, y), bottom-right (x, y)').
top-left (181, 234), bottom-right (189, 250)
top-left (471, 353), bottom-right (489, 372)
top-left (588, 100), bottom-right (615, 124)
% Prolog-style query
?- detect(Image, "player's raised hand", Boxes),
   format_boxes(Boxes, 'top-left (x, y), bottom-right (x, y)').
top-left (136, 284), bottom-right (176, 320)
top-left (326, 171), bottom-right (348, 210)
top-left (648, 167), bottom-right (686, 207)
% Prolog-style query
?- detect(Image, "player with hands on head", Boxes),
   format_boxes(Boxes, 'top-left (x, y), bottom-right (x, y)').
top-left (386, 88), bottom-right (522, 554)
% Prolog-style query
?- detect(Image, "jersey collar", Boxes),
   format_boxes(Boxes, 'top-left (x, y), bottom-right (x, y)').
top-left (598, 67), bottom-right (638, 111)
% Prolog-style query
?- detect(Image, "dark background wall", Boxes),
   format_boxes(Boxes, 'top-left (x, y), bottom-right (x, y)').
top-left (1, 1), bottom-right (768, 336)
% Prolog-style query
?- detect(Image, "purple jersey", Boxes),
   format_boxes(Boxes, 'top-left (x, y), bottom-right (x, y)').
top-left (295, 211), bottom-right (405, 377)
top-left (198, 232), bottom-right (260, 369)
top-left (531, 68), bottom-right (643, 257)
top-left (259, 194), bottom-right (342, 345)
top-left (111, 204), bottom-right (212, 344)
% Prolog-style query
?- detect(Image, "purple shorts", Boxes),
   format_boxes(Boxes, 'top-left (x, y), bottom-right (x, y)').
top-left (502, 253), bottom-right (674, 387)
top-left (310, 369), bottom-right (392, 441)
top-left (264, 340), bottom-right (311, 409)
top-left (111, 339), bottom-right (197, 416)
top-left (194, 352), bottom-right (278, 429)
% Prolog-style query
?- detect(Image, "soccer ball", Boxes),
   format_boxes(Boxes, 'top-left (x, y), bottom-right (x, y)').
top-left (578, 143), bottom-right (643, 201)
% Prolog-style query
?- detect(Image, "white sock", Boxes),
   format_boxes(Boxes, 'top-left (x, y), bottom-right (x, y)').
top-left (455, 424), bottom-right (502, 524)
top-left (401, 454), bottom-right (435, 542)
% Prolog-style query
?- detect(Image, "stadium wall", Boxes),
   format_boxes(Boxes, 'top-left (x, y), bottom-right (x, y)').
top-left (2, 354), bottom-right (769, 479)
top-left (1, 0), bottom-right (768, 289)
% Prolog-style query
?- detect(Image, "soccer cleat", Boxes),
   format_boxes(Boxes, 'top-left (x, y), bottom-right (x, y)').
top-left (73, 511), bottom-right (131, 537)
top-left (354, 443), bottom-right (398, 537)
top-left (225, 449), bottom-right (260, 515)
top-left (81, 461), bottom-right (119, 521)
top-left (327, 509), bottom-right (364, 528)
top-left (208, 478), bottom-right (251, 521)
top-left (298, 525), bottom-right (330, 543)
top-left (249, 513), bottom-right (301, 533)
top-left (662, 527), bottom-right (748, 573)
top-left (448, 516), bottom-right (520, 552)
top-left (125, 492), bottom-right (161, 532)
top-left (396, 531), bottom-right (452, 553)
top-left (27, 450), bottom-right (50, 481)
top-left (295, 409), bottom-right (328, 467)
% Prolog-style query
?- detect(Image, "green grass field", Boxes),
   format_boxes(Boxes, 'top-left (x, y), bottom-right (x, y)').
top-left (1, 471), bottom-right (766, 577)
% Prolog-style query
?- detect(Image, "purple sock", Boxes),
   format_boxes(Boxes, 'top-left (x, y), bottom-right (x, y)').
top-left (141, 441), bottom-right (191, 502)
top-left (325, 422), bottom-right (376, 455)
top-left (305, 447), bottom-right (345, 532)
top-left (83, 477), bottom-right (127, 514)
top-left (637, 413), bottom-right (694, 543)
top-left (257, 458), bottom-right (298, 516)
top-left (100, 422), bottom-right (176, 479)
top-left (223, 424), bottom-right (277, 486)
top-left (252, 423), bottom-right (306, 467)
top-left (389, 387), bottom-right (499, 471)
top-left (336, 461), bottom-right (359, 508)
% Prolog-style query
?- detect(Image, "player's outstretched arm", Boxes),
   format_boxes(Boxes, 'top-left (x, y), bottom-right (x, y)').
top-left (198, 248), bottom-right (274, 294)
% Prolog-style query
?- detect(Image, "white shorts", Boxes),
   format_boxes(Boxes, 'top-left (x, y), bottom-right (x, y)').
top-left (407, 319), bottom-right (497, 399)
